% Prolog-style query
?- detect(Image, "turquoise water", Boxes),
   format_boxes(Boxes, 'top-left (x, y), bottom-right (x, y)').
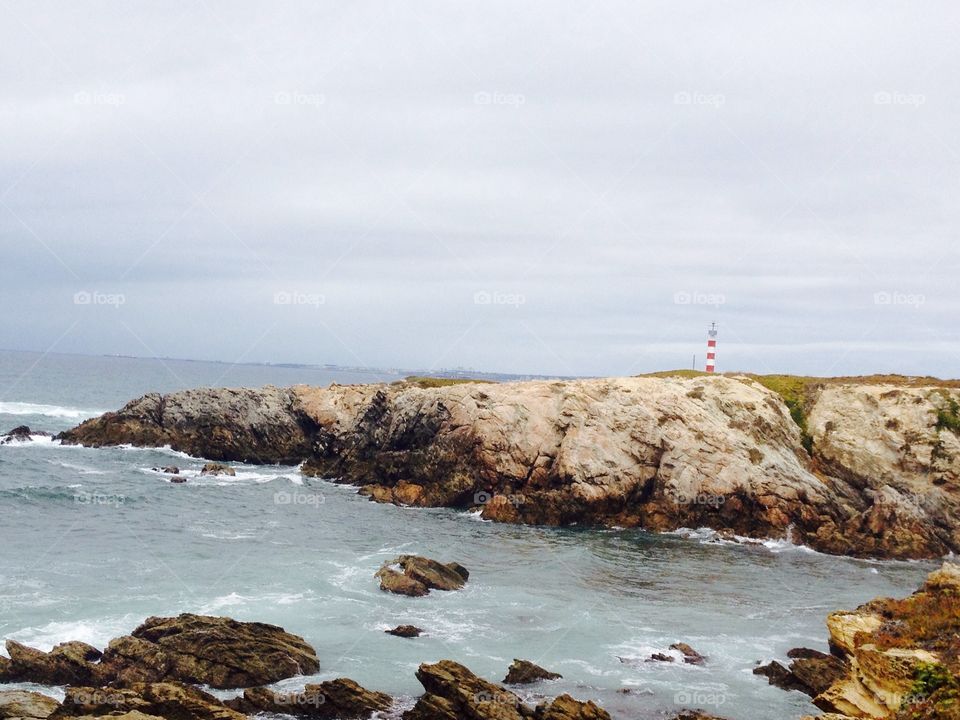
top-left (0, 350), bottom-right (936, 719)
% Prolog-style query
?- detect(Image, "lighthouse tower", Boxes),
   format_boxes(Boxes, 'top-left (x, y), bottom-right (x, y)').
top-left (705, 323), bottom-right (718, 373)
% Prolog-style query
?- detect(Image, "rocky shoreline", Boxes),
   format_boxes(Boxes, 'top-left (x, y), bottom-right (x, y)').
top-left (53, 374), bottom-right (960, 560)
top-left (2, 564), bottom-right (955, 720)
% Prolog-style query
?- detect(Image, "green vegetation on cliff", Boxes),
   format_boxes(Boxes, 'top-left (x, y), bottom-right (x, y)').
top-left (400, 376), bottom-right (495, 389)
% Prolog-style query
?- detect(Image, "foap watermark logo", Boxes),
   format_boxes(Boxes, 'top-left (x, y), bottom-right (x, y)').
top-left (873, 290), bottom-right (925, 308)
top-left (74, 90), bottom-right (125, 107)
top-left (672, 490), bottom-right (726, 509)
top-left (873, 91), bottom-right (926, 108)
top-left (473, 91), bottom-right (526, 107)
top-left (473, 290), bottom-right (526, 308)
top-left (74, 491), bottom-right (126, 507)
top-left (674, 91), bottom-right (725, 108)
top-left (472, 690), bottom-right (521, 708)
top-left (74, 290), bottom-right (126, 308)
top-left (474, 491), bottom-right (526, 508)
top-left (273, 691), bottom-right (326, 709)
top-left (274, 91), bottom-right (326, 107)
top-left (274, 489), bottom-right (325, 507)
top-left (673, 291), bottom-right (725, 308)
top-left (674, 689), bottom-right (726, 708)
top-left (70, 689), bottom-right (127, 707)
top-left (274, 290), bottom-right (325, 308)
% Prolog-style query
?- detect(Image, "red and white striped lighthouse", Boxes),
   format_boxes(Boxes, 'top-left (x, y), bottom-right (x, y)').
top-left (705, 322), bottom-right (718, 373)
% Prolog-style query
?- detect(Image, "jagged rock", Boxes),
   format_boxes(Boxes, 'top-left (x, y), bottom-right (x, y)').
top-left (0, 690), bottom-right (60, 719)
top-left (227, 679), bottom-right (392, 718)
top-left (754, 650), bottom-right (846, 697)
top-left (0, 426), bottom-right (39, 444)
top-left (52, 682), bottom-right (243, 720)
top-left (385, 625), bottom-right (422, 638)
top-left (58, 377), bottom-right (960, 560)
top-left (535, 694), bottom-right (611, 720)
top-left (754, 660), bottom-right (809, 692)
top-left (200, 463), bottom-right (235, 477)
top-left (648, 653), bottom-right (674, 663)
top-left (504, 659), bottom-right (562, 684)
top-left (404, 660), bottom-right (524, 720)
top-left (3, 639), bottom-right (102, 685)
top-left (671, 642), bottom-right (706, 665)
top-left (96, 613), bottom-right (319, 689)
top-left (375, 556), bottom-right (468, 596)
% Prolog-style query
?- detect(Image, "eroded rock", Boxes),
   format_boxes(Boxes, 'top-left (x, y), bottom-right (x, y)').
top-left (503, 658), bottom-right (562, 684)
top-left (0, 690), bottom-right (60, 720)
top-left (227, 678), bottom-right (392, 718)
top-left (376, 556), bottom-right (468, 596)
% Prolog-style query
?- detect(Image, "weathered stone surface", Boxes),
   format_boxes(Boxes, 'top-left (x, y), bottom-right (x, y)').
top-left (58, 386), bottom-right (317, 464)
top-left (404, 660), bottom-right (525, 720)
top-left (376, 556), bottom-right (467, 596)
top-left (0, 426), bottom-right (46, 445)
top-left (227, 678), bottom-right (392, 718)
top-left (503, 659), bottom-right (562, 684)
top-left (96, 613), bottom-right (319, 689)
top-left (52, 682), bottom-right (243, 720)
top-left (535, 694), bottom-right (611, 720)
top-left (199, 463), bottom-right (235, 477)
top-left (58, 376), bottom-right (960, 559)
top-left (3, 639), bottom-right (101, 685)
top-left (0, 690), bottom-right (60, 720)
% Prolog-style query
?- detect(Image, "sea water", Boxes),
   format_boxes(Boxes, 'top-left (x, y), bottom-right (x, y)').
top-left (0, 349), bottom-right (936, 719)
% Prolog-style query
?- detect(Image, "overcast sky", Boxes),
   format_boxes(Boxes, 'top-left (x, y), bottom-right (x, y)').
top-left (1, 2), bottom-right (957, 377)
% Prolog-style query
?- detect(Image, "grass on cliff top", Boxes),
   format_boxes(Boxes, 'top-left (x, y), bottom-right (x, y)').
top-left (400, 376), bottom-right (496, 389)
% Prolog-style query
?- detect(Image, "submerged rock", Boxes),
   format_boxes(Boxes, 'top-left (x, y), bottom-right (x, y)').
top-left (385, 625), bottom-right (422, 638)
top-left (670, 642), bottom-right (706, 665)
top-left (376, 555), bottom-right (468, 596)
top-left (200, 463), bottom-right (235, 477)
top-left (503, 658), bottom-right (562, 684)
top-left (1, 426), bottom-right (48, 444)
top-left (0, 690), bottom-right (60, 720)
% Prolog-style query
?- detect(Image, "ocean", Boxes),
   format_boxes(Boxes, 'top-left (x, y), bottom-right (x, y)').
top-left (0, 349), bottom-right (936, 719)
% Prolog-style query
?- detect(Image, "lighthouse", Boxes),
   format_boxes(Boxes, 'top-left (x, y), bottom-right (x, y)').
top-left (705, 323), bottom-right (718, 373)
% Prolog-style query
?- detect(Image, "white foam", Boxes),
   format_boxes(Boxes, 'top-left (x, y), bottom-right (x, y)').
top-left (4, 615), bottom-right (140, 654)
top-left (0, 402), bottom-right (104, 419)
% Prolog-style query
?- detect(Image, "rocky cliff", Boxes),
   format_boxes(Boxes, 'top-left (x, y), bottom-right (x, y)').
top-left (57, 374), bottom-right (960, 559)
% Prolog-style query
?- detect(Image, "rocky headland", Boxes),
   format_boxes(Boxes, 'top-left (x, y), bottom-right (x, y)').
top-left (55, 373), bottom-right (960, 560)
top-left (758, 562), bottom-right (960, 720)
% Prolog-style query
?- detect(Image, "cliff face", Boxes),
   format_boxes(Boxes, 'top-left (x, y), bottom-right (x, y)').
top-left (57, 375), bottom-right (960, 560)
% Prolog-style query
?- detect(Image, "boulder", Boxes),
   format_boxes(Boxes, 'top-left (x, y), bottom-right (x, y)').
top-left (169, 476), bottom-right (188, 484)
top-left (3, 640), bottom-right (101, 685)
top-left (404, 660), bottom-right (524, 720)
top-left (227, 679), bottom-right (392, 718)
top-left (52, 682), bottom-right (243, 720)
top-left (200, 463), bottom-right (235, 477)
top-left (535, 694), bottom-right (611, 720)
top-left (671, 642), bottom-right (706, 665)
top-left (0, 690), bottom-right (60, 720)
top-left (96, 613), bottom-right (319, 688)
top-left (151, 466), bottom-right (180, 475)
top-left (503, 659), bottom-right (562, 684)
top-left (385, 625), bottom-right (422, 638)
top-left (376, 556), bottom-right (468, 596)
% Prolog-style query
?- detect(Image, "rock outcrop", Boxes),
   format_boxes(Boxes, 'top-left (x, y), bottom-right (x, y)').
top-left (52, 683), bottom-right (244, 720)
top-left (0, 426), bottom-right (44, 444)
top-left (768, 562), bottom-right (960, 719)
top-left (58, 375), bottom-right (960, 559)
top-left (226, 678), bottom-right (392, 718)
top-left (385, 625), bottom-right (422, 638)
top-left (375, 556), bottom-right (468, 596)
top-left (0, 614), bottom-right (319, 690)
